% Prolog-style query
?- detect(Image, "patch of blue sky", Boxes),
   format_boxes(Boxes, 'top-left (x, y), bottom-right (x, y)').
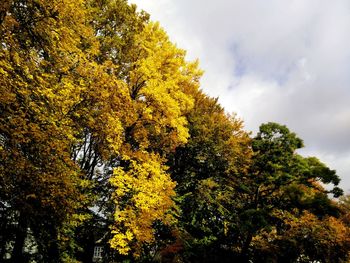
top-left (230, 42), bottom-right (295, 86)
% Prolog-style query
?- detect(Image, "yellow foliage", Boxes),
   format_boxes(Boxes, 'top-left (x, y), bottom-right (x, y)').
top-left (109, 154), bottom-right (176, 255)
top-left (1, 0), bottom-right (202, 260)
top-left (252, 209), bottom-right (350, 262)
top-left (121, 22), bottom-right (202, 152)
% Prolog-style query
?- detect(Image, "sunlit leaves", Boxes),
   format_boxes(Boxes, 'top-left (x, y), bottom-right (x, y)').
top-left (251, 211), bottom-right (350, 262)
top-left (165, 90), bottom-right (252, 261)
top-left (110, 154), bottom-right (176, 256)
top-left (120, 22), bottom-right (201, 153)
top-left (1, 0), bottom-right (347, 262)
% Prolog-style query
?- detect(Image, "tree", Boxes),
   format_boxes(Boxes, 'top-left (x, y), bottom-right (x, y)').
top-left (62, 3), bottom-right (201, 260)
top-left (251, 210), bottom-right (350, 263)
top-left (1, 0), bottom-right (202, 261)
top-left (0, 0), bottom-right (97, 261)
top-left (235, 122), bottom-right (343, 261)
top-left (1, 1), bottom-right (348, 262)
top-left (105, 21), bottom-right (201, 258)
top-left (164, 90), bottom-right (252, 262)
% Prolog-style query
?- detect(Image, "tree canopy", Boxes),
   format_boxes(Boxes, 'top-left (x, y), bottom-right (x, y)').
top-left (1, 1), bottom-right (349, 262)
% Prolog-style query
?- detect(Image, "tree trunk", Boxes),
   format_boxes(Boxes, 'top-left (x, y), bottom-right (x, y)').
top-left (240, 233), bottom-right (253, 263)
top-left (10, 213), bottom-right (27, 263)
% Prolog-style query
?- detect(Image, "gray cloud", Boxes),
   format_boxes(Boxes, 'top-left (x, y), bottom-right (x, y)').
top-left (131, 0), bottom-right (350, 192)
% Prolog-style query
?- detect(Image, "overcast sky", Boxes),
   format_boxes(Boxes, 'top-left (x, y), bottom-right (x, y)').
top-left (130, 0), bottom-right (350, 193)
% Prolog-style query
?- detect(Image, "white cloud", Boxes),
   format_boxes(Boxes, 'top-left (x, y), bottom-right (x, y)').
top-left (130, 0), bottom-right (350, 192)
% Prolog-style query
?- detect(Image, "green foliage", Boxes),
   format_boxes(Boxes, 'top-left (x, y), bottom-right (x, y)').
top-left (234, 122), bottom-right (345, 261)
top-left (164, 90), bottom-right (252, 262)
top-left (0, 1), bottom-right (348, 262)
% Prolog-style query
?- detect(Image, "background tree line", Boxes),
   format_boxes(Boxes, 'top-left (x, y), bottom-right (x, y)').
top-left (1, 0), bottom-right (350, 262)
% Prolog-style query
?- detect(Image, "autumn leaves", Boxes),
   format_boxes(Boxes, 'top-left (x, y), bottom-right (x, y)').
top-left (0, 0), bottom-right (349, 262)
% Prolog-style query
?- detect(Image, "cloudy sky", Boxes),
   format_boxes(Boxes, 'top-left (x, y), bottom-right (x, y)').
top-left (130, 0), bottom-right (350, 192)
